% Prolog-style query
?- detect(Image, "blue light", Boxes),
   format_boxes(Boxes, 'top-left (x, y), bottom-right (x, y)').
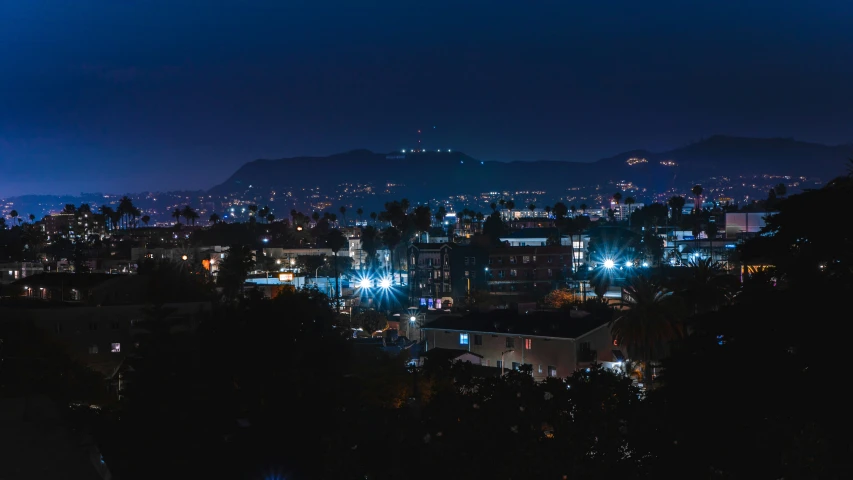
top-left (460, 160), bottom-right (464, 164)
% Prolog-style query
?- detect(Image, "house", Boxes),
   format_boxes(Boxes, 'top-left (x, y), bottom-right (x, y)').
top-left (421, 310), bottom-right (622, 381)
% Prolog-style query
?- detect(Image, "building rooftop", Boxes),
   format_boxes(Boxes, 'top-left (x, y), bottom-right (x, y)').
top-left (420, 347), bottom-right (483, 363)
top-left (501, 227), bottom-right (559, 239)
top-left (422, 310), bottom-right (607, 339)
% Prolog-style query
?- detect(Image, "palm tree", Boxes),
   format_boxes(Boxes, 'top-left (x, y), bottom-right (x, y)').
top-left (9, 210), bottom-right (20, 227)
top-left (209, 213), bottom-right (220, 225)
top-left (625, 197), bottom-right (636, 226)
top-left (490, 202), bottom-right (497, 212)
top-left (552, 202), bottom-right (568, 220)
top-left (570, 205), bottom-right (578, 217)
top-left (668, 196), bottom-right (685, 223)
top-left (361, 225), bottom-right (381, 271)
top-left (267, 214), bottom-right (275, 223)
top-left (99, 205), bottom-right (115, 231)
top-left (505, 200), bottom-right (515, 219)
top-left (774, 183), bottom-right (787, 198)
top-left (172, 208), bottom-right (182, 225)
top-left (527, 203), bottom-right (536, 216)
top-left (141, 215), bottom-right (151, 227)
top-left (381, 226), bottom-right (402, 283)
top-left (248, 205), bottom-right (258, 218)
top-left (259, 206), bottom-right (270, 223)
top-left (683, 257), bottom-right (735, 314)
top-left (356, 208), bottom-right (364, 224)
top-left (370, 211), bottom-right (377, 226)
top-left (544, 205), bottom-right (551, 218)
top-left (312, 211), bottom-right (321, 223)
top-left (691, 185), bottom-right (704, 213)
top-left (612, 192), bottom-right (622, 220)
top-left (28, 214), bottom-right (35, 224)
top-left (338, 206), bottom-right (347, 225)
top-left (181, 206), bottom-right (198, 226)
top-left (0, 217), bottom-right (6, 230)
top-left (435, 205), bottom-right (447, 226)
top-left (612, 276), bottom-right (685, 386)
top-left (118, 196), bottom-right (134, 229)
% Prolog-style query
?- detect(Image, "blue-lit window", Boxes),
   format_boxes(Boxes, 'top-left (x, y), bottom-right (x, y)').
top-left (460, 333), bottom-right (469, 345)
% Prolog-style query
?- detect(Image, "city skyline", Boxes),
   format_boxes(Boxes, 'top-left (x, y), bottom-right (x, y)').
top-left (3, 1), bottom-right (853, 196)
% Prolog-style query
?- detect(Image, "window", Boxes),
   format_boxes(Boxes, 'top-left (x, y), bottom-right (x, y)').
top-left (88, 345), bottom-right (99, 354)
top-left (464, 257), bottom-right (469, 266)
top-left (496, 360), bottom-right (503, 369)
top-left (464, 270), bottom-right (469, 277)
top-left (470, 257), bottom-right (475, 265)
top-left (547, 256), bottom-right (553, 263)
top-left (524, 338), bottom-right (532, 350)
top-left (510, 269), bottom-right (517, 277)
top-left (538, 365), bottom-right (543, 374)
top-left (512, 361), bottom-right (521, 371)
top-left (459, 333), bottom-right (469, 345)
top-left (474, 334), bottom-right (483, 346)
top-left (111, 343), bottom-right (121, 353)
top-left (523, 256), bottom-right (530, 264)
top-left (488, 258), bottom-right (493, 265)
top-left (548, 365), bottom-right (557, 377)
top-left (506, 337), bottom-right (515, 349)
top-left (88, 321), bottom-right (98, 331)
top-left (547, 268), bottom-right (553, 277)
top-left (111, 321), bottom-right (120, 330)
top-left (55, 323), bottom-right (63, 334)
top-left (509, 256), bottom-right (517, 264)
top-left (579, 341), bottom-right (591, 352)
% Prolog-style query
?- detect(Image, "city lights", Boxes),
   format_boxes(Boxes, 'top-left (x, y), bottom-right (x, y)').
top-left (603, 259), bottom-right (615, 269)
top-left (359, 278), bottom-right (371, 289)
top-left (379, 278), bottom-right (392, 289)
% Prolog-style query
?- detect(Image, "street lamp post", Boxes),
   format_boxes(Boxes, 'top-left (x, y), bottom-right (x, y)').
top-left (500, 349), bottom-right (514, 376)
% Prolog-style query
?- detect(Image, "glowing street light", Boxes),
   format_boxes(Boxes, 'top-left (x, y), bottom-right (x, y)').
top-left (409, 316), bottom-right (416, 322)
top-left (603, 259), bottom-right (615, 269)
top-left (379, 278), bottom-right (392, 289)
top-left (359, 278), bottom-right (372, 289)
top-left (625, 261), bottom-right (633, 267)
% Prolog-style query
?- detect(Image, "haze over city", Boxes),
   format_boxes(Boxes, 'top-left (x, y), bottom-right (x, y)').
top-left (2, 0), bottom-right (853, 196)
top-left (2, 3), bottom-right (853, 480)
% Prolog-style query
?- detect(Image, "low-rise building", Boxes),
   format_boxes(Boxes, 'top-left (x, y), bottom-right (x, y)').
top-left (486, 245), bottom-right (573, 301)
top-left (422, 310), bottom-right (622, 381)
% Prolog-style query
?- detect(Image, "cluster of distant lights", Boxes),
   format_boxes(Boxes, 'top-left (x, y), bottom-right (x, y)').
top-left (402, 149), bottom-right (451, 153)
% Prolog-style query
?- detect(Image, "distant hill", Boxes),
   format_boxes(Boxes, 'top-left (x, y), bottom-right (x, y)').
top-left (208, 136), bottom-right (851, 202)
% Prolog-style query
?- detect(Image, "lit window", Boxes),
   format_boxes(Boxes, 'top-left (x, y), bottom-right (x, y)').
top-left (88, 345), bottom-right (99, 354)
top-left (548, 365), bottom-right (557, 377)
top-left (510, 269), bottom-right (517, 277)
top-left (524, 338), bottom-right (532, 350)
top-left (459, 333), bottom-right (469, 345)
top-left (111, 343), bottom-right (121, 353)
top-left (523, 256), bottom-right (530, 264)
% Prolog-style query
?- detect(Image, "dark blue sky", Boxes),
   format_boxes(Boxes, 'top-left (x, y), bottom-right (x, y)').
top-left (2, 0), bottom-right (852, 196)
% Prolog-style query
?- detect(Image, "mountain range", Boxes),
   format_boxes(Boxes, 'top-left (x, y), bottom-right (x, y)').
top-left (209, 135), bottom-right (851, 203)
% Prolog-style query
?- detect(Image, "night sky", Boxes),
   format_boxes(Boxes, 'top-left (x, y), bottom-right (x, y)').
top-left (2, 1), bottom-right (852, 196)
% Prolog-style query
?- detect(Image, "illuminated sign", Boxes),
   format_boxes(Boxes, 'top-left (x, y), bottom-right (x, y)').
top-left (279, 272), bottom-right (294, 282)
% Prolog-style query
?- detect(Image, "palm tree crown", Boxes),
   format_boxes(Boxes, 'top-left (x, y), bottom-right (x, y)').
top-left (612, 276), bottom-right (686, 385)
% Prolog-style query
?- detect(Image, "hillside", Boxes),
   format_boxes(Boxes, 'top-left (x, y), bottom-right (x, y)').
top-left (208, 136), bottom-right (850, 201)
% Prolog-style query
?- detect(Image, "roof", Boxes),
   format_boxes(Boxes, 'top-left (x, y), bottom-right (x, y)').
top-left (501, 227), bottom-right (559, 239)
top-left (422, 310), bottom-right (609, 339)
top-left (410, 242), bottom-right (451, 250)
top-left (421, 348), bottom-right (483, 363)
